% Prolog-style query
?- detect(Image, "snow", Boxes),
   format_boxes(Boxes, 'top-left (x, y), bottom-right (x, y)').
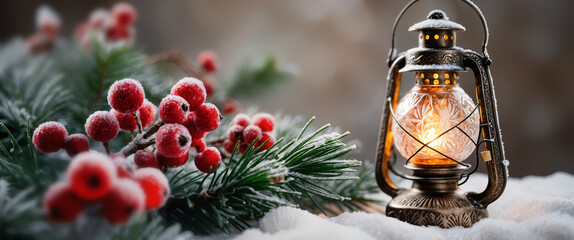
top-left (232, 172), bottom-right (574, 240)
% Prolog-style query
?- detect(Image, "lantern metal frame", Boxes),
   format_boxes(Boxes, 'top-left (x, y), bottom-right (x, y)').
top-left (375, 0), bottom-right (509, 228)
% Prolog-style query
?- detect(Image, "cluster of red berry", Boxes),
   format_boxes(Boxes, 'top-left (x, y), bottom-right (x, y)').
top-left (43, 152), bottom-right (169, 223)
top-left (27, 6), bottom-right (61, 54)
top-left (223, 113), bottom-right (276, 154)
top-left (32, 121), bottom-right (89, 157)
top-left (84, 78), bottom-right (152, 146)
top-left (150, 77), bottom-right (223, 172)
top-left (74, 2), bottom-right (137, 47)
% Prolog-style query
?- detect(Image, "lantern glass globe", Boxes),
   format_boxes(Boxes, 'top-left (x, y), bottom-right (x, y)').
top-left (391, 84), bottom-right (480, 165)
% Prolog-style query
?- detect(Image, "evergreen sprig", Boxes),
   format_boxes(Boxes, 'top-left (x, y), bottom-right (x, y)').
top-left (223, 57), bottom-right (291, 101)
top-left (159, 117), bottom-right (364, 234)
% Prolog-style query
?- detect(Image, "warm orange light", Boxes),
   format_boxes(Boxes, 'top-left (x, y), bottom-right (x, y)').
top-left (392, 84), bottom-right (479, 165)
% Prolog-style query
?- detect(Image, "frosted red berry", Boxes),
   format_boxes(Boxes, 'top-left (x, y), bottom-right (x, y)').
top-left (137, 100), bottom-right (156, 128)
top-left (232, 113), bottom-right (251, 128)
top-left (238, 143), bottom-right (248, 154)
top-left (157, 150), bottom-right (189, 168)
top-left (110, 153), bottom-right (134, 178)
top-left (223, 139), bottom-right (236, 154)
top-left (257, 133), bottom-right (275, 150)
top-left (193, 103), bottom-right (221, 132)
top-left (191, 139), bottom-right (206, 152)
top-left (100, 178), bottom-right (144, 224)
top-left (106, 25), bottom-right (133, 42)
top-left (43, 182), bottom-right (86, 222)
top-left (252, 113), bottom-right (275, 132)
top-left (63, 134), bottom-right (90, 157)
top-left (133, 168), bottom-right (170, 210)
top-left (222, 99), bottom-right (239, 114)
top-left (36, 6), bottom-right (61, 40)
top-left (134, 150), bottom-right (159, 169)
top-left (195, 147), bottom-right (222, 173)
top-left (111, 109), bottom-right (137, 132)
top-left (182, 112), bottom-right (207, 139)
top-left (243, 125), bottom-right (262, 145)
top-left (227, 125), bottom-right (245, 143)
top-left (170, 77), bottom-right (206, 110)
top-left (85, 111), bottom-right (120, 143)
top-left (197, 50), bottom-right (219, 73)
top-left (107, 78), bottom-right (145, 114)
top-left (88, 9), bottom-right (109, 29)
top-left (159, 95), bottom-right (189, 124)
top-left (155, 124), bottom-right (191, 158)
top-left (33, 121), bottom-right (68, 153)
top-left (68, 152), bottom-right (117, 201)
top-left (111, 2), bottom-right (137, 27)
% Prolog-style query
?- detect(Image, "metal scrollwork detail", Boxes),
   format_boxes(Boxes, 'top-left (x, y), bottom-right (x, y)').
top-left (408, 52), bottom-right (460, 65)
top-left (387, 208), bottom-right (487, 228)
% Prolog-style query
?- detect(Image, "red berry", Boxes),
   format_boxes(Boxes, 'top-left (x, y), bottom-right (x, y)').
top-left (43, 182), bottom-right (86, 222)
top-left (157, 150), bottom-right (189, 168)
top-left (85, 111), bottom-right (120, 143)
top-left (137, 100), bottom-right (156, 128)
top-left (191, 139), bottom-right (206, 152)
top-left (243, 125), bottom-right (262, 145)
top-left (107, 78), bottom-right (145, 114)
top-left (194, 147), bottom-right (222, 173)
top-left (227, 125), bottom-right (245, 143)
top-left (193, 103), bottom-right (221, 132)
top-left (232, 113), bottom-right (251, 127)
top-left (133, 168), bottom-right (170, 210)
top-left (159, 95), bottom-right (189, 124)
top-left (155, 124), bottom-right (191, 158)
top-left (106, 25), bottom-right (133, 42)
top-left (88, 9), bottom-right (109, 29)
top-left (111, 2), bottom-right (138, 27)
top-left (109, 153), bottom-right (133, 178)
top-left (223, 139), bottom-right (236, 154)
top-left (33, 121), bottom-right (68, 153)
top-left (36, 6), bottom-right (61, 40)
top-left (222, 99), bottom-right (239, 115)
top-left (197, 50), bottom-right (219, 73)
top-left (68, 152), bottom-right (117, 201)
top-left (257, 133), bottom-right (275, 150)
top-left (239, 143), bottom-right (248, 154)
top-left (63, 134), bottom-right (90, 157)
top-left (182, 112), bottom-right (207, 139)
top-left (252, 113), bottom-right (275, 132)
top-left (134, 150), bottom-right (159, 169)
top-left (111, 109), bottom-right (137, 132)
top-left (100, 178), bottom-right (144, 224)
top-left (170, 77), bottom-right (206, 110)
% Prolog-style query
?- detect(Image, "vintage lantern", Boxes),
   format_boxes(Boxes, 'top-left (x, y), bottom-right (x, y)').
top-left (375, 0), bottom-right (509, 228)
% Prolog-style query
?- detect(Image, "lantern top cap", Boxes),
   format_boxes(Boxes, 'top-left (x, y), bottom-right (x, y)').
top-left (408, 10), bottom-right (466, 32)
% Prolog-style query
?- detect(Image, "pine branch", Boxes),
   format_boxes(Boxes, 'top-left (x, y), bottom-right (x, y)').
top-left (223, 57), bottom-right (291, 101)
top-left (0, 121), bottom-right (60, 190)
top-left (159, 117), bottom-right (362, 235)
top-left (0, 180), bottom-right (56, 240)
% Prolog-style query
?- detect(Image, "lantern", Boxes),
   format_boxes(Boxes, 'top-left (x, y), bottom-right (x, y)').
top-left (375, 0), bottom-right (509, 228)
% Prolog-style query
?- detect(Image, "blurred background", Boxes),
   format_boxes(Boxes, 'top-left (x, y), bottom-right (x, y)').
top-left (1, 0), bottom-right (573, 177)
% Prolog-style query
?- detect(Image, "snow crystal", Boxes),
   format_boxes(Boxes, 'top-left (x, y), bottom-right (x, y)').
top-left (233, 172), bottom-right (574, 240)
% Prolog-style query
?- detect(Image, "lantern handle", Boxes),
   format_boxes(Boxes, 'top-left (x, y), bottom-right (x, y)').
top-left (376, 55), bottom-right (406, 198)
top-left (388, 0), bottom-right (491, 67)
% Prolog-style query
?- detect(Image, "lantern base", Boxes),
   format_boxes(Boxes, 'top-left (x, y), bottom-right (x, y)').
top-left (386, 164), bottom-right (488, 228)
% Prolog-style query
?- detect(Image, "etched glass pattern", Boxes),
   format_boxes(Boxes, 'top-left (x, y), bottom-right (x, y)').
top-left (391, 85), bottom-right (479, 165)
